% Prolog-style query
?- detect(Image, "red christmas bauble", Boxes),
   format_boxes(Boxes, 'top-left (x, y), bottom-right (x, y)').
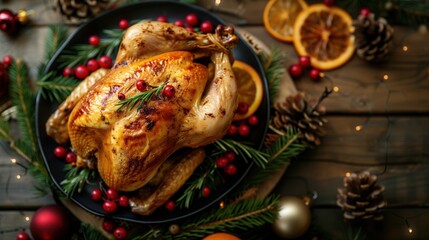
top-left (30, 204), bottom-right (71, 240)
top-left (0, 9), bottom-right (19, 35)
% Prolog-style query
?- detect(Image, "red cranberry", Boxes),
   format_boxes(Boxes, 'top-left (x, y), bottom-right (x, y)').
top-left (99, 55), bottom-right (112, 68)
top-left (359, 7), bottom-right (371, 17)
top-left (289, 64), bottom-right (303, 79)
top-left (202, 186), bottom-right (211, 197)
top-left (309, 68), bottom-right (321, 81)
top-left (298, 56), bottom-right (311, 68)
top-left (102, 219), bottom-right (116, 233)
top-left (63, 67), bottom-right (75, 77)
top-left (54, 146), bottom-right (67, 158)
top-left (103, 200), bottom-right (118, 213)
top-left (225, 151), bottom-right (236, 162)
top-left (118, 19), bottom-right (129, 30)
top-left (185, 13), bottom-right (199, 27)
top-left (106, 188), bottom-right (119, 200)
top-left (65, 152), bottom-right (77, 163)
top-left (119, 195), bottom-right (129, 207)
top-left (86, 59), bottom-right (99, 72)
top-left (135, 80), bottom-right (147, 91)
top-left (113, 227), bottom-right (128, 240)
top-left (186, 26), bottom-right (194, 32)
top-left (200, 20), bottom-right (214, 33)
top-left (75, 65), bottom-right (89, 79)
top-left (16, 231), bottom-right (30, 240)
top-left (237, 102), bottom-right (249, 114)
top-left (91, 188), bottom-right (102, 201)
top-left (216, 156), bottom-right (229, 168)
top-left (225, 164), bottom-right (237, 175)
top-left (323, 0), bottom-right (335, 6)
top-left (156, 15), bottom-right (168, 23)
top-left (238, 124), bottom-right (250, 136)
top-left (165, 200), bottom-right (176, 211)
top-left (88, 35), bottom-right (100, 46)
top-left (174, 19), bottom-right (185, 27)
top-left (118, 93), bottom-right (125, 100)
top-left (247, 115), bottom-right (259, 126)
top-left (163, 85), bottom-right (175, 98)
top-left (227, 124), bottom-right (238, 136)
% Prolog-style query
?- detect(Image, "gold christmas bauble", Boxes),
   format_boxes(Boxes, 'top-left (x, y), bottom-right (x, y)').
top-left (273, 196), bottom-right (311, 239)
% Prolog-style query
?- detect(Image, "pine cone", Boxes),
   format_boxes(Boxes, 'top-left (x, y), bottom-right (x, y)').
top-left (56, 0), bottom-right (111, 24)
top-left (337, 171), bottom-right (386, 221)
top-left (267, 92), bottom-right (327, 147)
top-left (353, 13), bottom-right (394, 62)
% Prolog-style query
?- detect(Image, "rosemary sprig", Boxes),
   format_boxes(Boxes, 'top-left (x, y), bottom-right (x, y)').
top-left (60, 165), bottom-right (95, 197)
top-left (213, 139), bottom-right (269, 168)
top-left (116, 82), bottom-right (166, 112)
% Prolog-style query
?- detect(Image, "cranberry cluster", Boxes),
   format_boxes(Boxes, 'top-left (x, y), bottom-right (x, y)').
top-left (288, 56), bottom-right (322, 81)
top-left (90, 187), bottom-right (130, 213)
top-left (62, 55), bottom-right (112, 80)
top-left (156, 13), bottom-right (215, 33)
top-left (53, 146), bottom-right (77, 164)
top-left (216, 151), bottom-right (237, 176)
top-left (102, 219), bottom-right (128, 240)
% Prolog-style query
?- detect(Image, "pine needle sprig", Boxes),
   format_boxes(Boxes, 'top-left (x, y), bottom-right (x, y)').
top-left (61, 165), bottom-right (95, 198)
top-left (28, 161), bottom-right (51, 197)
top-left (37, 72), bottom-right (79, 103)
top-left (8, 60), bottom-right (38, 160)
top-left (260, 46), bottom-right (286, 104)
top-left (38, 24), bottom-right (69, 76)
top-left (176, 159), bottom-right (217, 209)
top-left (167, 195), bottom-right (279, 240)
top-left (213, 139), bottom-right (269, 168)
top-left (116, 82), bottom-right (167, 112)
top-left (57, 28), bottom-right (124, 69)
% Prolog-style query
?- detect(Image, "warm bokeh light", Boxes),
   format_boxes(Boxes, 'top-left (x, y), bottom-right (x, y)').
top-left (16, 174), bottom-right (21, 180)
top-left (11, 158), bottom-right (17, 164)
top-left (345, 172), bottom-right (351, 177)
top-left (383, 74), bottom-right (389, 80)
top-left (219, 200), bottom-right (225, 209)
top-left (25, 216), bottom-right (30, 221)
top-left (355, 125), bottom-right (362, 131)
top-left (402, 45), bottom-right (408, 52)
top-left (408, 228), bottom-right (413, 234)
top-left (333, 86), bottom-right (340, 92)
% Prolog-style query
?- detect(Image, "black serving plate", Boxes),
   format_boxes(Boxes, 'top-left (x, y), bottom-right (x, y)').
top-left (35, 0), bottom-right (270, 224)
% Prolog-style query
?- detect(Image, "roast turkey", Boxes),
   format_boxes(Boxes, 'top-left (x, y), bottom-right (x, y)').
top-left (46, 21), bottom-right (238, 215)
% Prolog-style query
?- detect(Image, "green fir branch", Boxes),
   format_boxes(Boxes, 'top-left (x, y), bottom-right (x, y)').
top-left (260, 46), bottom-right (286, 104)
top-left (57, 28), bottom-right (124, 69)
top-left (39, 24), bottom-right (69, 75)
top-left (167, 195), bottom-right (279, 240)
top-left (28, 161), bottom-right (51, 197)
top-left (116, 82), bottom-right (167, 112)
top-left (37, 72), bottom-right (79, 103)
top-left (61, 165), bottom-right (95, 198)
top-left (176, 159), bottom-right (217, 209)
top-left (214, 139), bottom-right (269, 168)
top-left (0, 116), bottom-right (10, 140)
top-left (8, 61), bottom-right (38, 161)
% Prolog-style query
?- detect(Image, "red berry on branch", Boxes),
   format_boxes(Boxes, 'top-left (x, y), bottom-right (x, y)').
top-left (135, 80), bottom-right (147, 91)
top-left (102, 219), bottom-right (116, 233)
top-left (156, 15), bottom-right (168, 23)
top-left (54, 146), bottom-right (67, 158)
top-left (113, 227), bottom-right (128, 240)
top-left (298, 56), bottom-right (311, 68)
top-left (309, 68), bottom-right (321, 81)
top-left (163, 85), bottom-right (175, 98)
top-left (216, 156), bottom-right (228, 168)
top-left (91, 188), bottom-right (102, 201)
top-left (225, 164), bottom-right (237, 175)
top-left (200, 20), bottom-right (214, 33)
top-left (118, 19), bottom-right (129, 30)
top-left (359, 7), bottom-right (371, 17)
top-left (202, 186), bottom-right (211, 197)
top-left (2, 55), bottom-right (13, 67)
top-left (16, 231), bottom-right (30, 240)
top-left (289, 64), bottom-right (303, 79)
top-left (165, 200), bottom-right (176, 211)
top-left (185, 13), bottom-right (199, 27)
top-left (106, 188), bottom-right (119, 200)
top-left (63, 67), bottom-right (75, 77)
top-left (103, 200), bottom-right (118, 213)
top-left (86, 59), bottom-right (99, 72)
top-left (88, 35), bottom-right (100, 46)
top-left (75, 65), bottom-right (89, 79)
top-left (119, 195), bottom-right (129, 207)
top-left (227, 124), bottom-right (237, 136)
top-left (323, 0), bottom-right (335, 6)
top-left (118, 93), bottom-right (125, 101)
top-left (247, 115), bottom-right (259, 126)
top-left (65, 152), bottom-right (77, 163)
top-left (99, 55), bottom-right (112, 69)
top-left (174, 19), bottom-right (185, 27)
top-left (238, 124), bottom-right (250, 136)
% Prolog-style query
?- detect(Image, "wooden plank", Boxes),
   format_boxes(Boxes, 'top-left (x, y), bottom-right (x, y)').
top-left (274, 116), bottom-right (429, 206)
top-left (242, 26), bottom-right (429, 113)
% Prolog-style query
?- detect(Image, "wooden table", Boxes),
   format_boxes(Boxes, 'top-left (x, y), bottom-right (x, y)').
top-left (1, 0), bottom-right (429, 239)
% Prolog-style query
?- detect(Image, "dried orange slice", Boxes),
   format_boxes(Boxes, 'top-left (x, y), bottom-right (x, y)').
top-left (263, 0), bottom-right (308, 42)
top-left (232, 60), bottom-right (263, 121)
top-left (293, 4), bottom-right (355, 70)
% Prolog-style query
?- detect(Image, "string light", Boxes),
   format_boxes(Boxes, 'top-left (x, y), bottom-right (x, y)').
top-left (345, 172), bottom-right (351, 177)
top-left (10, 158), bottom-right (17, 164)
top-left (408, 228), bottom-right (413, 234)
top-left (16, 174), bottom-right (21, 180)
top-left (355, 125), bottom-right (362, 131)
top-left (333, 86), bottom-right (340, 92)
top-left (24, 216), bottom-right (30, 222)
top-left (219, 200), bottom-right (225, 209)
top-left (383, 74), bottom-right (389, 81)
top-left (402, 45), bottom-right (408, 52)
